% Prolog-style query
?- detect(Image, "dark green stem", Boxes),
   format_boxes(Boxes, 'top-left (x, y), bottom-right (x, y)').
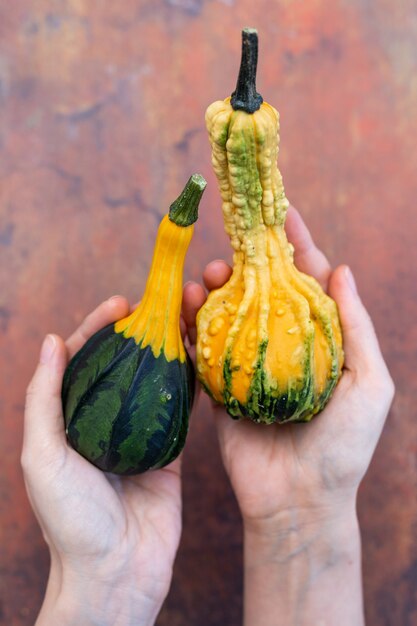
top-left (169, 174), bottom-right (206, 227)
top-left (231, 28), bottom-right (263, 114)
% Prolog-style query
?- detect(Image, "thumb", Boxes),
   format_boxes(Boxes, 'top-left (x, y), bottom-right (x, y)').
top-left (23, 334), bottom-right (68, 461)
top-left (328, 265), bottom-right (385, 375)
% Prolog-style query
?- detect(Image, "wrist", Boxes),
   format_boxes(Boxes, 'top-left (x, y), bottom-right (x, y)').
top-left (242, 488), bottom-right (358, 549)
top-left (36, 554), bottom-right (171, 626)
top-left (243, 499), bottom-right (364, 626)
top-left (244, 500), bottom-right (360, 568)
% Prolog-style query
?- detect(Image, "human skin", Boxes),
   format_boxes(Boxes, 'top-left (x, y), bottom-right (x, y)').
top-left (23, 206), bottom-right (394, 626)
top-left (182, 205), bottom-right (395, 626)
top-left (22, 297), bottom-right (185, 626)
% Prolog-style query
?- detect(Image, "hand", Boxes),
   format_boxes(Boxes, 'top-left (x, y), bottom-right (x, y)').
top-left (23, 297), bottom-right (184, 626)
top-left (182, 206), bottom-right (395, 625)
top-left (184, 205), bottom-right (394, 526)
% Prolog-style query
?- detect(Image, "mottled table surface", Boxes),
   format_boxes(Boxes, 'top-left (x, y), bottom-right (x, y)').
top-left (1, 1), bottom-right (416, 624)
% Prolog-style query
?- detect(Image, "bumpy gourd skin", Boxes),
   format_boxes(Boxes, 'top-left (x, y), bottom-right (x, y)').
top-left (196, 98), bottom-right (344, 424)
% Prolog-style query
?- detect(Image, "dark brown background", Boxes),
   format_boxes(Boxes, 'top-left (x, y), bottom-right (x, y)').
top-left (1, 1), bottom-right (416, 624)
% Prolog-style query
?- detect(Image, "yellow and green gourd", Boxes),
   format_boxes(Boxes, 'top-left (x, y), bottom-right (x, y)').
top-left (196, 29), bottom-right (344, 424)
top-left (63, 174), bottom-right (206, 474)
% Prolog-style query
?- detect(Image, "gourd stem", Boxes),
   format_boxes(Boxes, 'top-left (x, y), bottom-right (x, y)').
top-left (169, 174), bottom-right (207, 227)
top-left (231, 28), bottom-right (263, 114)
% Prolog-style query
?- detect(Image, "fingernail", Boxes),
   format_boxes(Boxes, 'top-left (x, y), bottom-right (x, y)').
top-left (109, 295), bottom-right (124, 303)
top-left (40, 335), bottom-right (56, 364)
top-left (345, 266), bottom-right (357, 294)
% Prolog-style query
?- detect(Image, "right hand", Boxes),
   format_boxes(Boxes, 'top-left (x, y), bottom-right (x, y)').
top-left (182, 206), bottom-right (395, 531)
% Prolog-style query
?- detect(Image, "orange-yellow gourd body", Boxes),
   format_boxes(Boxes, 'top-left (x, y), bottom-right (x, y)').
top-left (196, 98), bottom-right (343, 423)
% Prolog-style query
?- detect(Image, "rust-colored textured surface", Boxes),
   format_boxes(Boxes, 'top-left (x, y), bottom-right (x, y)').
top-left (1, 1), bottom-right (416, 624)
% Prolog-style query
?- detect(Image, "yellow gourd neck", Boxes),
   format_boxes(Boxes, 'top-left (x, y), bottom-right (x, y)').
top-left (115, 215), bottom-right (193, 362)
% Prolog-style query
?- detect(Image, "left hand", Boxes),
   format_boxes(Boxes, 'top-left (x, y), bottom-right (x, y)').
top-left (23, 297), bottom-right (183, 626)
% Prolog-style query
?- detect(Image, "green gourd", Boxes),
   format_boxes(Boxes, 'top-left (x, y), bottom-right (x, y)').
top-left (62, 174), bottom-right (206, 474)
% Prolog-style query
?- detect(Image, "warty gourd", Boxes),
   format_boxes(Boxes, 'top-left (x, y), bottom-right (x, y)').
top-left (196, 29), bottom-right (343, 424)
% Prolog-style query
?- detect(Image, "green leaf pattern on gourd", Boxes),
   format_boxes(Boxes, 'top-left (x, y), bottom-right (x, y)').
top-left (63, 324), bottom-right (128, 425)
top-left (112, 362), bottom-right (181, 474)
top-left (62, 324), bottom-right (194, 475)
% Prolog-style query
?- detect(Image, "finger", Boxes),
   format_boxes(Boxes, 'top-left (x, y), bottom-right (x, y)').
top-left (182, 282), bottom-right (206, 345)
top-left (328, 265), bottom-right (388, 376)
top-left (285, 205), bottom-right (332, 290)
top-left (180, 314), bottom-right (187, 341)
top-left (212, 402), bottom-right (239, 445)
top-left (202, 260), bottom-right (233, 292)
top-left (130, 299), bottom-right (141, 313)
top-left (23, 335), bottom-right (68, 463)
top-left (66, 296), bottom-right (130, 358)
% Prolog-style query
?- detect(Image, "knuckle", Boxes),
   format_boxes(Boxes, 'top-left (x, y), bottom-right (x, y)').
top-left (20, 448), bottom-right (32, 474)
top-left (83, 309), bottom-right (94, 325)
top-left (344, 319), bottom-right (362, 336)
top-left (385, 373), bottom-right (396, 403)
top-left (296, 236), bottom-right (314, 258)
top-left (360, 305), bottom-right (374, 328)
top-left (346, 306), bottom-right (375, 338)
top-left (77, 322), bottom-right (90, 343)
top-left (22, 442), bottom-right (68, 479)
top-left (25, 380), bottom-right (38, 403)
top-left (362, 366), bottom-right (395, 405)
top-left (80, 307), bottom-right (101, 339)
